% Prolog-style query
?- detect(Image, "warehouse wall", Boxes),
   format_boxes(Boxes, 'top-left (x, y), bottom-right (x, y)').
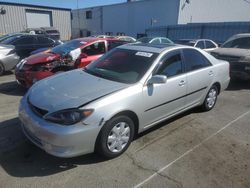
top-left (103, 0), bottom-right (180, 37)
top-left (71, 7), bottom-right (102, 38)
top-left (72, 0), bottom-right (180, 38)
top-left (0, 3), bottom-right (71, 40)
top-left (178, 0), bottom-right (250, 24)
top-left (146, 22), bottom-right (250, 44)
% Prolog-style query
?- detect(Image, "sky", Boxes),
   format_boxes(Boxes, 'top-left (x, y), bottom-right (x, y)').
top-left (0, 0), bottom-right (127, 9)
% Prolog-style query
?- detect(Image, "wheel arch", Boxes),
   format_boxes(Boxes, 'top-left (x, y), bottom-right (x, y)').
top-left (94, 110), bottom-right (140, 154)
top-left (213, 82), bottom-right (221, 95)
top-left (110, 110), bottom-right (139, 136)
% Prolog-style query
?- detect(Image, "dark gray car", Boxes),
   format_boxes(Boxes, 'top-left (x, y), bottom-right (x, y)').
top-left (211, 33), bottom-right (250, 80)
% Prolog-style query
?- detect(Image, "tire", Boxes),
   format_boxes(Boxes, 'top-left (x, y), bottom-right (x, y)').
top-left (201, 85), bottom-right (218, 111)
top-left (96, 115), bottom-right (135, 159)
top-left (0, 62), bottom-right (5, 76)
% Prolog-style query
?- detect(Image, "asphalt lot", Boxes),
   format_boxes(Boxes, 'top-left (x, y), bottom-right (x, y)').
top-left (0, 72), bottom-right (250, 188)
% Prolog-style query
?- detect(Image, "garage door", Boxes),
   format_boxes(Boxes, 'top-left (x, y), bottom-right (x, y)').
top-left (26, 10), bottom-right (52, 28)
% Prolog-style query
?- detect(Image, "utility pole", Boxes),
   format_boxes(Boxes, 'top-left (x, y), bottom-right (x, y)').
top-left (77, 0), bottom-right (80, 37)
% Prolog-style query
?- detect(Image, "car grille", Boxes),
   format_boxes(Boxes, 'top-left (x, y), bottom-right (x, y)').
top-left (28, 97), bottom-right (48, 117)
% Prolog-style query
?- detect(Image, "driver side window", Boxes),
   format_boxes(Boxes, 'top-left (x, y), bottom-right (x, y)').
top-left (82, 42), bottom-right (105, 56)
top-left (156, 52), bottom-right (183, 78)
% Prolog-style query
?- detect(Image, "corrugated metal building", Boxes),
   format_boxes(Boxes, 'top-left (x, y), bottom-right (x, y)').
top-left (146, 22), bottom-right (250, 44)
top-left (178, 0), bottom-right (250, 24)
top-left (0, 2), bottom-right (71, 40)
top-left (72, 0), bottom-right (250, 41)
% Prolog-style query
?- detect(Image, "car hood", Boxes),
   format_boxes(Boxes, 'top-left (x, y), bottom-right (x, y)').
top-left (0, 44), bottom-right (14, 56)
top-left (28, 69), bottom-right (128, 112)
top-left (26, 52), bottom-right (60, 65)
top-left (212, 48), bottom-right (250, 57)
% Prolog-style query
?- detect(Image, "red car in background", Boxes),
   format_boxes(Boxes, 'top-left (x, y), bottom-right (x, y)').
top-left (15, 37), bottom-right (127, 87)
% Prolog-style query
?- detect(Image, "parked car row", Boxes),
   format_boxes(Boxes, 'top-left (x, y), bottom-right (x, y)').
top-left (1, 30), bottom-right (250, 83)
top-left (4, 30), bottom-right (247, 159)
top-left (15, 37), bottom-right (128, 87)
top-left (0, 34), bottom-right (62, 75)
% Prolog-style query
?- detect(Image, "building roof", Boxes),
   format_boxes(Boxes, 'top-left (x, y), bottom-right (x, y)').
top-left (0, 1), bottom-right (71, 11)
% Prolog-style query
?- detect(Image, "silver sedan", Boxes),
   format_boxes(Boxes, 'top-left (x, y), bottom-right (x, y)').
top-left (0, 44), bottom-right (20, 75)
top-left (19, 43), bottom-right (230, 158)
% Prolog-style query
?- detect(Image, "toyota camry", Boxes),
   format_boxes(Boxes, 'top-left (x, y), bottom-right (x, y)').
top-left (19, 43), bottom-right (230, 159)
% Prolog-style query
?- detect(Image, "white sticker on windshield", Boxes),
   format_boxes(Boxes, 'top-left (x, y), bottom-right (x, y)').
top-left (135, 52), bottom-right (153, 57)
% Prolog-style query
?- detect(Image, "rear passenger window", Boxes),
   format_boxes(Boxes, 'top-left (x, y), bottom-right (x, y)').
top-left (195, 41), bottom-right (205, 49)
top-left (183, 49), bottom-right (212, 72)
top-left (151, 38), bottom-right (161, 44)
top-left (205, 40), bottom-right (216, 49)
top-left (157, 53), bottom-right (182, 78)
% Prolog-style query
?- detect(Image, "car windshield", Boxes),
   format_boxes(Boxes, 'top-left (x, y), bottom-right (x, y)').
top-left (137, 37), bottom-right (153, 43)
top-left (51, 40), bottom-right (83, 55)
top-left (85, 48), bottom-right (158, 84)
top-left (221, 37), bottom-right (250, 49)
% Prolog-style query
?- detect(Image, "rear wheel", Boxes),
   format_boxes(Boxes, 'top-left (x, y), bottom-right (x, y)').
top-left (0, 63), bottom-right (5, 76)
top-left (96, 115), bottom-right (134, 159)
top-left (201, 85), bottom-right (218, 111)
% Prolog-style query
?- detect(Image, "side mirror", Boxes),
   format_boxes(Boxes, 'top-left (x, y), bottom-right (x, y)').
top-left (79, 53), bottom-right (88, 59)
top-left (147, 75), bottom-right (167, 85)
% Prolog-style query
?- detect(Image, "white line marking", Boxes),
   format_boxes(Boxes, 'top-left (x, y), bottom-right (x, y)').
top-left (134, 110), bottom-right (250, 188)
top-left (0, 80), bottom-right (16, 84)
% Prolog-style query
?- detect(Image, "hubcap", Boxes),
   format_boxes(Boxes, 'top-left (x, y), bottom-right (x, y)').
top-left (206, 88), bottom-right (217, 108)
top-left (107, 122), bottom-right (130, 153)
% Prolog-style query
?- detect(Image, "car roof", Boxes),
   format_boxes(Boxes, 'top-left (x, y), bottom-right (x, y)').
top-left (118, 43), bottom-right (180, 53)
top-left (74, 37), bottom-right (122, 43)
top-left (176, 39), bottom-right (198, 42)
top-left (233, 33), bottom-right (250, 37)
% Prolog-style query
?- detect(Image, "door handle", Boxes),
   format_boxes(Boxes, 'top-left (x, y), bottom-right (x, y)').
top-left (179, 80), bottom-right (186, 86)
top-left (208, 70), bottom-right (214, 76)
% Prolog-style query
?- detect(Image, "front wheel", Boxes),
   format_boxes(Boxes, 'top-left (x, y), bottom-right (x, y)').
top-left (201, 85), bottom-right (218, 111)
top-left (96, 115), bottom-right (135, 159)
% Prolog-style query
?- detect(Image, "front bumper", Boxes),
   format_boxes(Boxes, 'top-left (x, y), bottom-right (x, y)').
top-left (19, 96), bottom-right (101, 158)
top-left (15, 69), bottom-right (54, 88)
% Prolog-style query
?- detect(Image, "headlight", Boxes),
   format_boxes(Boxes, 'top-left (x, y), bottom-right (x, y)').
top-left (33, 61), bottom-right (57, 71)
top-left (240, 56), bottom-right (250, 62)
top-left (16, 59), bottom-right (27, 69)
top-left (44, 109), bottom-right (94, 125)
